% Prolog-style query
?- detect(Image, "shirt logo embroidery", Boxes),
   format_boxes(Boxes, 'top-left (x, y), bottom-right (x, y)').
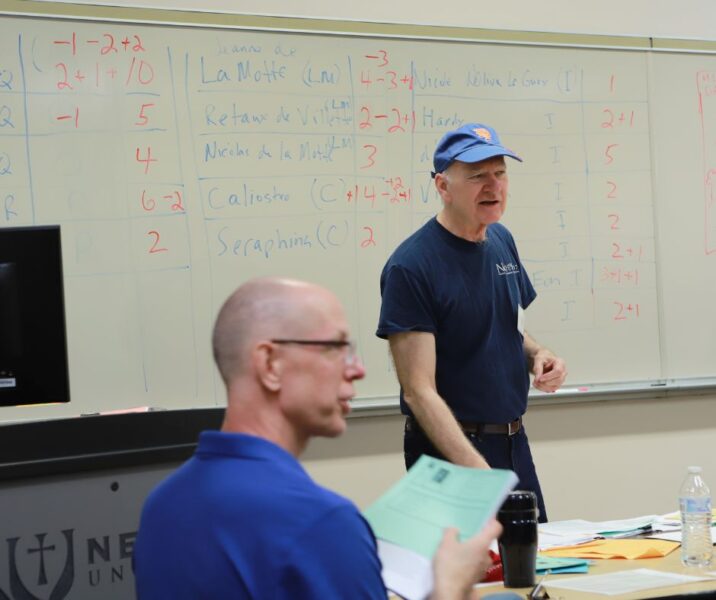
top-left (496, 262), bottom-right (520, 276)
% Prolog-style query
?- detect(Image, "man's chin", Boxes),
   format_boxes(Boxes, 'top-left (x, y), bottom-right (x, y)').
top-left (322, 418), bottom-right (347, 438)
top-left (317, 403), bottom-right (351, 438)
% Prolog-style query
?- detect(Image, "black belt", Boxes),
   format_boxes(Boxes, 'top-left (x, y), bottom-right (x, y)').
top-left (406, 415), bottom-right (522, 436)
top-left (458, 417), bottom-right (522, 436)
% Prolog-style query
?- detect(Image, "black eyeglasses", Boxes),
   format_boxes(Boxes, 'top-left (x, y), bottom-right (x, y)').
top-left (270, 339), bottom-right (358, 365)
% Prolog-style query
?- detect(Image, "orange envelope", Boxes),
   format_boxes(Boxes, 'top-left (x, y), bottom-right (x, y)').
top-left (540, 539), bottom-right (679, 560)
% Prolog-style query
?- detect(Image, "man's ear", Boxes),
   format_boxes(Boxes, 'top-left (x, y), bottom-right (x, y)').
top-left (434, 172), bottom-right (450, 201)
top-left (253, 341), bottom-right (282, 392)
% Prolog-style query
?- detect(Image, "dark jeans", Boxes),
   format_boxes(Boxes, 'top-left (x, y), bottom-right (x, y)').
top-left (404, 417), bottom-right (548, 523)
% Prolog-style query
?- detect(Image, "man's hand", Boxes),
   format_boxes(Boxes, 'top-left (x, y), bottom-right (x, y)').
top-left (523, 333), bottom-right (567, 393)
top-left (531, 348), bottom-right (567, 393)
top-left (430, 519), bottom-right (502, 600)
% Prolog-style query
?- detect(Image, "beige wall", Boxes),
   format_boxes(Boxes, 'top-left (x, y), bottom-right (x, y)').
top-left (31, 0), bottom-right (716, 521)
top-left (304, 393), bottom-right (716, 521)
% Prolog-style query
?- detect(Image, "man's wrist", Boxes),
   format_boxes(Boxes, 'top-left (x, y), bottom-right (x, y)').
top-left (467, 452), bottom-right (491, 469)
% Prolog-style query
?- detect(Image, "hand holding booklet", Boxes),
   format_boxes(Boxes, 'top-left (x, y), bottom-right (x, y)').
top-left (363, 455), bottom-right (518, 600)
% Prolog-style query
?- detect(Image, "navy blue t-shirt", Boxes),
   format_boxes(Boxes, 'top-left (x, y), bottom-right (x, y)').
top-left (377, 217), bottom-right (536, 423)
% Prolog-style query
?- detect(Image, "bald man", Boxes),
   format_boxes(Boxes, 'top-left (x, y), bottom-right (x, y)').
top-left (133, 278), bottom-right (504, 600)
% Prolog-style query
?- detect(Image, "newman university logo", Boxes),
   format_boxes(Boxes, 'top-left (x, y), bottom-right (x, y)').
top-left (496, 261), bottom-right (520, 276)
top-left (0, 528), bottom-right (136, 600)
top-left (2, 530), bottom-right (74, 600)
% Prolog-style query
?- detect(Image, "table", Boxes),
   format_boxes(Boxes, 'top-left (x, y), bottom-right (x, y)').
top-left (478, 551), bottom-right (716, 599)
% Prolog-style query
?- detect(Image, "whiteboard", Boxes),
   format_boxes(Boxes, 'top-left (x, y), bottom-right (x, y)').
top-left (0, 7), bottom-right (714, 421)
top-left (650, 51), bottom-right (716, 381)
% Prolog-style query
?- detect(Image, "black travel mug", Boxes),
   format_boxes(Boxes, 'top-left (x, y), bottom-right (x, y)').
top-left (497, 490), bottom-right (538, 588)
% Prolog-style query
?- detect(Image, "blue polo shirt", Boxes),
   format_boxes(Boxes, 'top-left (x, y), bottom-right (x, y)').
top-left (377, 218), bottom-right (536, 423)
top-left (134, 431), bottom-right (386, 599)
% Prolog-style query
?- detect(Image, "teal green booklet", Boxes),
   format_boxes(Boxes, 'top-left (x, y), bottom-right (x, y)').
top-left (363, 455), bottom-right (518, 600)
top-left (536, 556), bottom-right (590, 574)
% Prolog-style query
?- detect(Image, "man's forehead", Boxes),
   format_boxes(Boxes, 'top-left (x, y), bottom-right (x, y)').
top-left (324, 319), bottom-right (351, 339)
top-left (302, 297), bottom-right (350, 334)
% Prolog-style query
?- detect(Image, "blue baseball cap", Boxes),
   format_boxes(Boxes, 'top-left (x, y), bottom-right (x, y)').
top-left (432, 123), bottom-right (522, 177)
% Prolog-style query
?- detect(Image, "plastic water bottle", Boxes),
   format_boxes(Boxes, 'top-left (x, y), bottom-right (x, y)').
top-left (679, 466), bottom-right (713, 568)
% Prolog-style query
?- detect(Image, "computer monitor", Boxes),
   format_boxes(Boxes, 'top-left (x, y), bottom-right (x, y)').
top-left (0, 225), bottom-right (70, 407)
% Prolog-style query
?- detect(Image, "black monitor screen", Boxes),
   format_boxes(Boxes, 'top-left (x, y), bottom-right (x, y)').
top-left (0, 225), bottom-right (70, 407)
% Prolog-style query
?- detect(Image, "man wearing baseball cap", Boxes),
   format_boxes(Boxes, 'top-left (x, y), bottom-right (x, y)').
top-left (376, 123), bottom-right (567, 521)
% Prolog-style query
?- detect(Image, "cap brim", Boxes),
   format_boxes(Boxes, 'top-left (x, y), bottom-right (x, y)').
top-left (454, 145), bottom-right (522, 163)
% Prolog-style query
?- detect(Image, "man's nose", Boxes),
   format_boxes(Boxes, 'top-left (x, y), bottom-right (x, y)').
top-left (346, 356), bottom-right (366, 381)
top-left (483, 173), bottom-right (500, 186)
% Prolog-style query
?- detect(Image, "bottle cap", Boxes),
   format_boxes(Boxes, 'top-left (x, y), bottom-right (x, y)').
top-left (687, 466), bottom-right (702, 473)
top-left (499, 490), bottom-right (537, 512)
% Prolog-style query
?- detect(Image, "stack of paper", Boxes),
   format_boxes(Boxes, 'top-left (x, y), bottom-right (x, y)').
top-left (363, 455), bottom-right (518, 600)
top-left (540, 516), bottom-right (657, 537)
top-left (641, 510), bottom-right (716, 543)
top-left (538, 515), bottom-right (659, 550)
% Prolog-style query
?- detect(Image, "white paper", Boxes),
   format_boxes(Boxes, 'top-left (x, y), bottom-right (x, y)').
top-left (646, 525), bottom-right (716, 544)
top-left (547, 568), bottom-right (714, 596)
top-left (539, 515), bottom-right (657, 537)
top-left (377, 539), bottom-right (433, 600)
top-left (537, 530), bottom-right (596, 550)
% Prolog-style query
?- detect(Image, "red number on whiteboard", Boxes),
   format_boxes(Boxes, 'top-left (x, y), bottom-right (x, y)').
top-left (135, 103), bottom-right (155, 126)
top-left (361, 144), bottom-right (377, 169)
top-left (147, 230), bottom-right (167, 253)
top-left (132, 35), bottom-right (146, 53)
top-left (55, 63), bottom-right (74, 90)
top-left (602, 109), bottom-right (614, 128)
top-left (136, 147), bottom-right (157, 174)
top-left (613, 301), bottom-right (640, 321)
top-left (140, 190), bottom-right (155, 211)
top-left (606, 180), bottom-right (617, 199)
top-left (359, 106), bottom-right (372, 129)
top-left (364, 50), bottom-right (388, 67)
top-left (605, 144), bottom-right (618, 164)
top-left (100, 33), bottom-right (118, 55)
top-left (361, 226), bottom-right (376, 248)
